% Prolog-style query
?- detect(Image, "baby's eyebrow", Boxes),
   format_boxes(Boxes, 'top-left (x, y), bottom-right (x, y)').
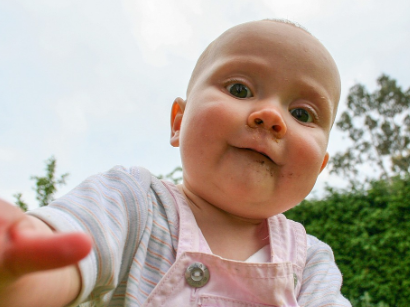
top-left (210, 55), bottom-right (273, 75)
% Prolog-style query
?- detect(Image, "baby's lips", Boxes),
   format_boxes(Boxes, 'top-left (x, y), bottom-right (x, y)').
top-left (236, 134), bottom-right (283, 164)
top-left (242, 148), bottom-right (274, 163)
top-left (240, 143), bottom-right (279, 165)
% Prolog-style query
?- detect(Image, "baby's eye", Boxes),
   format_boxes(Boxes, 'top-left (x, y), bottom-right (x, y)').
top-left (290, 108), bottom-right (313, 123)
top-left (226, 83), bottom-right (252, 98)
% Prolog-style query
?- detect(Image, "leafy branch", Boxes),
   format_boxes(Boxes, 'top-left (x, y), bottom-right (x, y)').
top-left (329, 74), bottom-right (410, 185)
top-left (14, 156), bottom-right (69, 211)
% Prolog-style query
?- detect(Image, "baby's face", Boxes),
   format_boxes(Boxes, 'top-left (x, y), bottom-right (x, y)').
top-left (171, 21), bottom-right (340, 219)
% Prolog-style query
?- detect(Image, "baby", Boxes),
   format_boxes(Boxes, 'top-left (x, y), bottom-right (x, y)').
top-left (0, 20), bottom-right (351, 306)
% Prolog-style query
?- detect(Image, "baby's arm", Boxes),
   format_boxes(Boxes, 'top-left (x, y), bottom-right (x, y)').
top-left (0, 198), bottom-right (92, 307)
top-left (297, 235), bottom-right (352, 307)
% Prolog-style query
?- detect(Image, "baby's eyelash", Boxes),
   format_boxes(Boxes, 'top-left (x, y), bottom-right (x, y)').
top-left (290, 106), bottom-right (320, 124)
top-left (224, 79), bottom-right (253, 99)
top-left (224, 78), bottom-right (246, 86)
top-left (304, 106), bottom-right (319, 121)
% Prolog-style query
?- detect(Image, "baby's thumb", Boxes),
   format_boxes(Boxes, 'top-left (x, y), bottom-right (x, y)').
top-left (3, 231), bottom-right (92, 277)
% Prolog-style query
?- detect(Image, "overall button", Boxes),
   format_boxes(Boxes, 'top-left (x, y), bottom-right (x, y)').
top-left (185, 262), bottom-right (210, 288)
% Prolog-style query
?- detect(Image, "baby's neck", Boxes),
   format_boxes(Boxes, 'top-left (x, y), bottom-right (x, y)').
top-left (200, 215), bottom-right (269, 261)
top-left (178, 185), bottom-right (270, 261)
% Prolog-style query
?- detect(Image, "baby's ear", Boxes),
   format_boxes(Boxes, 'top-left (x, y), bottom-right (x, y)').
top-left (319, 152), bottom-right (329, 173)
top-left (170, 97), bottom-right (186, 147)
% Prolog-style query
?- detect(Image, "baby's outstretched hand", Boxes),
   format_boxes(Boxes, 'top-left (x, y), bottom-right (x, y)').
top-left (0, 198), bottom-right (92, 286)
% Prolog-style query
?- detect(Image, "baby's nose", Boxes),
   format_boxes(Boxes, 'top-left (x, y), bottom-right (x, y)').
top-left (248, 107), bottom-right (287, 139)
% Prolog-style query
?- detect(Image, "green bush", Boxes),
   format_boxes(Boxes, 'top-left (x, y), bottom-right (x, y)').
top-left (285, 176), bottom-right (410, 306)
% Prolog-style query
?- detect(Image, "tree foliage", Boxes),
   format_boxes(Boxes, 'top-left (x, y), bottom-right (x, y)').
top-left (157, 166), bottom-right (183, 184)
top-left (330, 74), bottom-right (410, 184)
top-left (14, 192), bottom-right (28, 211)
top-left (285, 176), bottom-right (410, 306)
top-left (14, 156), bottom-right (69, 211)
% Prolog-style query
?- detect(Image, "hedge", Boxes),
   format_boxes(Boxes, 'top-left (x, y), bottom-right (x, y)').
top-left (285, 176), bottom-right (410, 306)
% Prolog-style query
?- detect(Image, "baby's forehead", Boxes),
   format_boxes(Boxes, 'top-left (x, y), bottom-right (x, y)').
top-left (207, 21), bottom-right (318, 64)
top-left (189, 21), bottom-right (312, 85)
top-left (188, 20), bottom-right (340, 97)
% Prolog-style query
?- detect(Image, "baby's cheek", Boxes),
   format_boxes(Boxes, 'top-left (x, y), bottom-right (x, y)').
top-left (290, 138), bottom-right (326, 177)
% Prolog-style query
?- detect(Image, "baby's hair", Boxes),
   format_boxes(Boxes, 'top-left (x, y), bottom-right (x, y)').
top-left (262, 18), bottom-right (311, 35)
top-left (186, 19), bottom-right (311, 96)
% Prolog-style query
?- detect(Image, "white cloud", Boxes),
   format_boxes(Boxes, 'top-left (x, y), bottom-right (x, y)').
top-left (121, 0), bottom-right (202, 66)
top-left (260, 0), bottom-right (336, 21)
top-left (54, 94), bottom-right (89, 135)
top-left (0, 148), bottom-right (21, 162)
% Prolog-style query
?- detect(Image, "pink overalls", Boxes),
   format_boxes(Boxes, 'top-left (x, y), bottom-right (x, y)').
top-left (142, 192), bottom-right (307, 307)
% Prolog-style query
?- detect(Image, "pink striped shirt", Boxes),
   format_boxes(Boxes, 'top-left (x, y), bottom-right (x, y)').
top-left (29, 166), bottom-right (351, 306)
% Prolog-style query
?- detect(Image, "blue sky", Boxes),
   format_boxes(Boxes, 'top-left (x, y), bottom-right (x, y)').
top-left (1, 0), bottom-right (410, 207)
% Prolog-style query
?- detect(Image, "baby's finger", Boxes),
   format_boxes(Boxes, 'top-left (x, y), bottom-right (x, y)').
top-left (0, 198), bottom-right (25, 227)
top-left (3, 231), bottom-right (92, 277)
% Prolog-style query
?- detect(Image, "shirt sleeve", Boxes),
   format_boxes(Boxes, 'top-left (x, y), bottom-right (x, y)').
top-left (27, 166), bottom-right (151, 306)
top-left (297, 235), bottom-right (352, 307)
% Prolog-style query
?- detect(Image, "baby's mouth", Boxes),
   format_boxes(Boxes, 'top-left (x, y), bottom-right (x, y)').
top-left (243, 148), bottom-right (274, 163)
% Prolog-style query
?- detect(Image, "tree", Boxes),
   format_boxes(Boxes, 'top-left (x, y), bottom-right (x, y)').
top-left (14, 156), bottom-right (69, 211)
top-left (157, 166), bottom-right (183, 185)
top-left (329, 74), bottom-right (410, 185)
top-left (14, 192), bottom-right (28, 212)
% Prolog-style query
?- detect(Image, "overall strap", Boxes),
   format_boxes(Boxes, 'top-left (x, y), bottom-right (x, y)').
top-left (268, 214), bottom-right (307, 297)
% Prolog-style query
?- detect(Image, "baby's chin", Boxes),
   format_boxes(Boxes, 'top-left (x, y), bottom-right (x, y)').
top-left (206, 186), bottom-right (299, 219)
top-left (215, 200), bottom-right (289, 221)
top-left (183, 166), bottom-right (310, 217)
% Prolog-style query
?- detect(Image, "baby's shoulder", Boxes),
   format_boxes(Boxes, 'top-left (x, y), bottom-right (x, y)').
top-left (84, 165), bottom-right (155, 195)
top-left (306, 234), bottom-right (336, 261)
